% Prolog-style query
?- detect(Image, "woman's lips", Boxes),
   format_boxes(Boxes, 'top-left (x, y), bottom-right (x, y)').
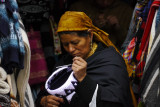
top-left (72, 54), bottom-right (80, 57)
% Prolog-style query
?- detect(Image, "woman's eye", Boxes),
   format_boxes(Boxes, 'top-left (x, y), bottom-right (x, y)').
top-left (71, 41), bottom-right (79, 45)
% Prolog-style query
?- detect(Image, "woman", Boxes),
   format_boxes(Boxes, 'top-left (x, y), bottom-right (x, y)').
top-left (35, 11), bottom-right (133, 107)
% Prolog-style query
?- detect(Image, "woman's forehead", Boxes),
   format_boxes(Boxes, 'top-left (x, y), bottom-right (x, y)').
top-left (60, 33), bottom-right (87, 42)
top-left (60, 33), bottom-right (80, 40)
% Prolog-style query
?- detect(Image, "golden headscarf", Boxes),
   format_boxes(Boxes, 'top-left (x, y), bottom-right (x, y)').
top-left (57, 11), bottom-right (137, 107)
top-left (57, 11), bottom-right (118, 51)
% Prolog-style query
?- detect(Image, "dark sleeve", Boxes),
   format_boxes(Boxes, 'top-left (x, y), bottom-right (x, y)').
top-left (97, 86), bottom-right (123, 107)
top-left (35, 89), bottom-right (49, 107)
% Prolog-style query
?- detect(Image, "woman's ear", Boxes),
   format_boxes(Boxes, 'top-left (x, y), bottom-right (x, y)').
top-left (87, 29), bottom-right (93, 40)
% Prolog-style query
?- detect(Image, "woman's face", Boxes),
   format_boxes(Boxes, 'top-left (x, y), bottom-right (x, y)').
top-left (60, 32), bottom-right (92, 59)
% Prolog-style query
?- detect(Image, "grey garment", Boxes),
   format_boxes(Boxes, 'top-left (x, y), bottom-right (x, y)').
top-left (152, 25), bottom-right (160, 49)
top-left (140, 12), bottom-right (160, 107)
top-left (0, 94), bottom-right (11, 107)
top-left (155, 60), bottom-right (160, 107)
top-left (143, 26), bottom-right (160, 76)
top-left (141, 65), bottom-right (159, 107)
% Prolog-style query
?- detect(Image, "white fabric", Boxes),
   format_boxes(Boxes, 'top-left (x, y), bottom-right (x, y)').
top-left (147, 10), bottom-right (158, 55)
top-left (17, 18), bottom-right (34, 107)
top-left (45, 65), bottom-right (77, 102)
top-left (7, 73), bottom-right (17, 99)
top-left (0, 80), bottom-right (10, 94)
top-left (0, 67), bottom-right (10, 94)
top-left (0, 67), bottom-right (7, 80)
top-left (89, 84), bottom-right (98, 107)
top-left (24, 84), bottom-right (35, 107)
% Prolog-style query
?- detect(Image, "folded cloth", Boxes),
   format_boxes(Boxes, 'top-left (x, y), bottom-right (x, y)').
top-left (45, 64), bottom-right (78, 102)
top-left (0, 67), bottom-right (7, 81)
top-left (0, 67), bottom-right (10, 94)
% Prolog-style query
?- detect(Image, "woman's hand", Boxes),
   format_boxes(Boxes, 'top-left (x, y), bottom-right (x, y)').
top-left (72, 56), bottom-right (87, 82)
top-left (40, 95), bottom-right (64, 107)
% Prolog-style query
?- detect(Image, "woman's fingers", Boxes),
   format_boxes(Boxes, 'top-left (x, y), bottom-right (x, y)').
top-left (73, 57), bottom-right (87, 67)
top-left (50, 95), bottom-right (64, 103)
top-left (43, 95), bottom-right (64, 107)
top-left (72, 57), bottom-right (87, 82)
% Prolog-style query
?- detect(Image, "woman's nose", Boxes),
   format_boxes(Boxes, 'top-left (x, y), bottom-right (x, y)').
top-left (68, 44), bottom-right (75, 53)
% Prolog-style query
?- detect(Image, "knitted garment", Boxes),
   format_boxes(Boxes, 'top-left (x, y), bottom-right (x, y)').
top-left (0, 94), bottom-right (11, 107)
top-left (0, 67), bottom-right (7, 80)
top-left (45, 64), bottom-right (78, 102)
top-left (0, 67), bottom-right (10, 94)
top-left (0, 0), bottom-right (25, 74)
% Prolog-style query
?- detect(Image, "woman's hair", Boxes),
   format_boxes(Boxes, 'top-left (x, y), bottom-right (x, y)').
top-left (58, 31), bottom-right (90, 37)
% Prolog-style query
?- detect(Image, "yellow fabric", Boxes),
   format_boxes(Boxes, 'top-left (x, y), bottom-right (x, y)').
top-left (86, 42), bottom-right (98, 59)
top-left (57, 11), bottom-right (137, 107)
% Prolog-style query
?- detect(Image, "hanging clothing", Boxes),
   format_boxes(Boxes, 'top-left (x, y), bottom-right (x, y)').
top-left (121, 0), bottom-right (152, 54)
top-left (138, 24), bottom-right (160, 107)
top-left (135, 0), bottom-right (159, 79)
top-left (17, 17), bottom-right (35, 107)
top-left (27, 30), bottom-right (48, 86)
top-left (147, 8), bottom-right (158, 55)
top-left (0, 0), bottom-right (25, 74)
top-left (137, 1), bottom-right (160, 106)
top-left (122, 0), bottom-right (153, 78)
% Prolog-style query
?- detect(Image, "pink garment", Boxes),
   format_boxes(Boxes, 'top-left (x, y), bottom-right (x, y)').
top-left (27, 30), bottom-right (48, 86)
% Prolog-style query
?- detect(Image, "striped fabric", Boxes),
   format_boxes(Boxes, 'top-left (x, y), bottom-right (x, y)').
top-left (136, 0), bottom-right (160, 78)
top-left (123, 37), bottom-right (137, 77)
top-left (121, 0), bottom-right (151, 54)
top-left (147, 9), bottom-right (157, 55)
top-left (138, 26), bottom-right (160, 106)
